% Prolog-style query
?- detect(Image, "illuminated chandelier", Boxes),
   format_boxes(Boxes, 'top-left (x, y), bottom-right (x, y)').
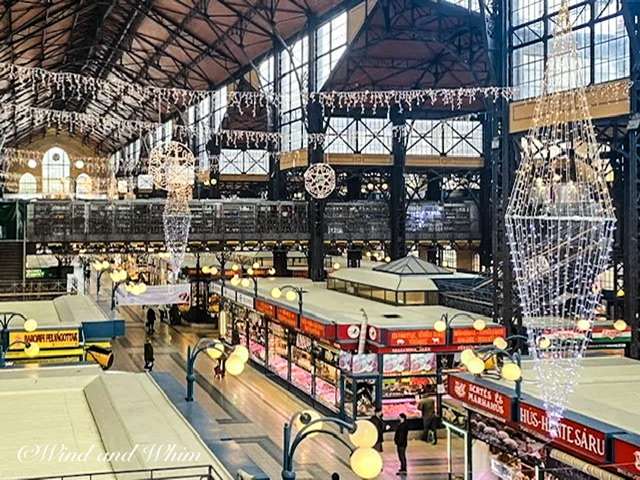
top-left (504, 2), bottom-right (615, 437)
top-left (149, 142), bottom-right (195, 279)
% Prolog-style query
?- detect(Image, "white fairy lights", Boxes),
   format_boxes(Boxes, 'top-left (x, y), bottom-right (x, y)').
top-left (505, 2), bottom-right (615, 437)
top-left (304, 163), bottom-right (336, 199)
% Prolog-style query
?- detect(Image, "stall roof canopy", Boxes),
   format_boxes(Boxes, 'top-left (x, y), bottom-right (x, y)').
top-left (373, 255), bottom-right (453, 275)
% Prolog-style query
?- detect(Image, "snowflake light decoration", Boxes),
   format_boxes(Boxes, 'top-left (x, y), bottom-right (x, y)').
top-left (304, 163), bottom-right (336, 199)
top-left (504, 2), bottom-right (615, 437)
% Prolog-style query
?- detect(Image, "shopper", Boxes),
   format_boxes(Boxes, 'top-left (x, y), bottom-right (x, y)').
top-left (394, 413), bottom-right (409, 475)
top-left (143, 338), bottom-right (154, 371)
top-left (370, 407), bottom-right (388, 452)
top-left (146, 307), bottom-right (156, 334)
top-left (159, 306), bottom-right (167, 324)
top-left (417, 394), bottom-right (438, 444)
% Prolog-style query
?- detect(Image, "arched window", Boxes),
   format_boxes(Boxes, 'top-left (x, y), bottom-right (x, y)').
top-left (76, 173), bottom-right (92, 195)
top-left (441, 247), bottom-right (457, 270)
top-left (18, 173), bottom-right (37, 195)
top-left (42, 147), bottom-right (70, 194)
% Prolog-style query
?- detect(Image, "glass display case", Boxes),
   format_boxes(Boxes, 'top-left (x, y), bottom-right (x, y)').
top-left (248, 311), bottom-right (266, 365)
top-left (268, 322), bottom-right (289, 380)
top-left (291, 333), bottom-right (313, 394)
top-left (382, 352), bottom-right (437, 419)
top-left (313, 342), bottom-right (341, 409)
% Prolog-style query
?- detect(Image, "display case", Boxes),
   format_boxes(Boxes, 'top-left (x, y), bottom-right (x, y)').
top-left (248, 311), bottom-right (266, 365)
top-left (382, 352), bottom-right (437, 419)
top-left (291, 333), bottom-right (312, 394)
top-left (313, 342), bottom-right (341, 409)
top-left (268, 322), bottom-right (289, 380)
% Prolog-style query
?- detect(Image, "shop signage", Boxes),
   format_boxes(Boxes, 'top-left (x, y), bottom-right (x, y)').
top-left (237, 292), bottom-right (254, 308)
top-left (612, 435), bottom-right (640, 476)
top-left (519, 403), bottom-right (607, 463)
top-left (276, 307), bottom-right (298, 328)
top-left (9, 329), bottom-right (80, 350)
top-left (448, 376), bottom-right (512, 421)
top-left (223, 287), bottom-right (236, 301)
top-left (452, 326), bottom-right (506, 345)
top-left (388, 329), bottom-right (446, 347)
top-left (300, 317), bottom-right (335, 340)
top-left (212, 283), bottom-right (222, 295)
top-left (255, 300), bottom-right (275, 317)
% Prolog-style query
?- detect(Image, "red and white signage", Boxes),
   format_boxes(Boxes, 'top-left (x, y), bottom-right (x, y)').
top-left (519, 402), bottom-right (607, 463)
top-left (448, 376), bottom-right (512, 421)
top-left (613, 435), bottom-right (640, 476)
top-left (452, 326), bottom-right (506, 345)
top-left (388, 329), bottom-right (446, 347)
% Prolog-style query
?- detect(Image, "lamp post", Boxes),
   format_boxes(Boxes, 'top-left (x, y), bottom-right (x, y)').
top-left (109, 268), bottom-right (129, 311)
top-left (434, 312), bottom-right (487, 343)
top-left (93, 260), bottom-right (111, 300)
top-left (0, 313), bottom-right (39, 368)
top-left (231, 265), bottom-right (277, 298)
top-left (185, 337), bottom-right (249, 402)
top-left (282, 412), bottom-right (383, 480)
top-left (271, 285), bottom-right (306, 321)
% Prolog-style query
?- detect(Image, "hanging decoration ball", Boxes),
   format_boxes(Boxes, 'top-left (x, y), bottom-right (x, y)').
top-left (304, 163), bottom-right (336, 200)
top-left (27, 159), bottom-right (38, 169)
top-left (148, 141), bottom-right (196, 191)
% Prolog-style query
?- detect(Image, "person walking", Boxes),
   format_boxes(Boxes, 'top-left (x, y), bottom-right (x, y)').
top-left (394, 413), bottom-right (409, 475)
top-left (146, 307), bottom-right (156, 334)
top-left (143, 337), bottom-right (154, 371)
top-left (417, 394), bottom-right (438, 444)
top-left (370, 407), bottom-right (388, 452)
top-left (159, 306), bottom-right (167, 324)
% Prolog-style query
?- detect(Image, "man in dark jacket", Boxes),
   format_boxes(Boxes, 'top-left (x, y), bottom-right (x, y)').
top-left (417, 395), bottom-right (438, 444)
top-left (146, 307), bottom-right (156, 334)
top-left (394, 413), bottom-right (409, 475)
top-left (143, 338), bottom-right (154, 371)
top-left (370, 407), bottom-right (387, 452)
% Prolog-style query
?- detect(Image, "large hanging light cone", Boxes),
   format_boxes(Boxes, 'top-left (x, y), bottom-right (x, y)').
top-left (504, 2), bottom-right (615, 437)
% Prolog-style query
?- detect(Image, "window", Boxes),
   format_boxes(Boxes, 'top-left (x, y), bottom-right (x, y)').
top-left (441, 247), bottom-right (457, 269)
top-left (316, 12), bottom-right (347, 88)
top-left (42, 147), bottom-right (71, 194)
top-left (280, 36), bottom-right (308, 152)
top-left (219, 149), bottom-right (269, 175)
top-left (76, 173), bottom-right (92, 195)
top-left (473, 253), bottom-right (481, 273)
top-left (18, 173), bottom-right (37, 195)
top-left (594, 15), bottom-right (629, 83)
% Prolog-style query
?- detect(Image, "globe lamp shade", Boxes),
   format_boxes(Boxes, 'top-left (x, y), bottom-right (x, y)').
top-left (434, 319), bottom-right (447, 333)
top-left (271, 287), bottom-right (282, 299)
top-left (473, 319), bottom-right (487, 331)
top-left (225, 354), bottom-right (245, 376)
top-left (350, 448), bottom-right (383, 479)
top-left (25, 342), bottom-right (40, 358)
top-left (206, 342), bottom-right (225, 360)
top-left (493, 337), bottom-right (508, 351)
top-left (467, 356), bottom-right (485, 375)
top-left (23, 319), bottom-right (38, 333)
top-left (460, 348), bottom-right (475, 366)
top-left (501, 363), bottom-right (522, 382)
top-left (614, 320), bottom-right (627, 332)
top-left (285, 290), bottom-right (297, 302)
top-left (349, 420), bottom-right (378, 448)
top-left (233, 344), bottom-right (250, 363)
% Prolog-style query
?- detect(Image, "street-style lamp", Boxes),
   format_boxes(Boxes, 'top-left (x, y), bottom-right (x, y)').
top-left (271, 285), bottom-right (305, 320)
top-left (434, 312), bottom-right (487, 340)
top-left (109, 268), bottom-right (129, 311)
top-left (0, 313), bottom-right (39, 367)
top-left (282, 411), bottom-right (383, 480)
top-left (185, 337), bottom-right (249, 402)
top-left (231, 267), bottom-right (275, 298)
top-left (93, 260), bottom-right (111, 299)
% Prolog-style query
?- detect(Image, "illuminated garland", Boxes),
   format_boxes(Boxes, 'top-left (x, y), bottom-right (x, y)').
top-left (0, 147), bottom-right (111, 174)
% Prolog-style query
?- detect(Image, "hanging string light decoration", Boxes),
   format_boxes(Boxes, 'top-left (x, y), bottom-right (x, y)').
top-left (504, 2), bottom-right (615, 437)
top-left (304, 162), bottom-right (336, 199)
top-left (149, 142), bottom-right (195, 279)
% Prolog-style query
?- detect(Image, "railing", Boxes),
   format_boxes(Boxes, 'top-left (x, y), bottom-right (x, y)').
top-left (0, 279), bottom-right (71, 301)
top-left (21, 199), bottom-right (480, 243)
top-left (14, 464), bottom-right (228, 480)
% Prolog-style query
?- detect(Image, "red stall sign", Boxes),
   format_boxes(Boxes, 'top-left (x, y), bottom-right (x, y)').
top-left (613, 435), bottom-right (640, 476)
top-left (452, 326), bottom-right (507, 345)
top-left (388, 329), bottom-right (446, 347)
top-left (519, 402), bottom-right (607, 463)
top-left (276, 307), bottom-right (298, 328)
top-left (300, 317), bottom-right (336, 340)
top-left (255, 300), bottom-right (275, 317)
top-left (448, 376), bottom-right (512, 421)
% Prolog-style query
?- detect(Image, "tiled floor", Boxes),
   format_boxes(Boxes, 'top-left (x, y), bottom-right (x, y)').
top-left (111, 304), bottom-right (465, 479)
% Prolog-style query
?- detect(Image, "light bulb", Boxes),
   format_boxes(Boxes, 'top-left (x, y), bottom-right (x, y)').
top-left (349, 420), bottom-right (378, 448)
top-left (493, 337), bottom-right (508, 350)
top-left (350, 448), bottom-right (383, 480)
top-left (501, 363), bottom-right (522, 382)
top-left (225, 354), bottom-right (245, 376)
top-left (74, 160), bottom-right (85, 169)
top-left (613, 319), bottom-right (627, 332)
top-left (460, 348), bottom-right (475, 365)
top-left (271, 287), bottom-right (282, 299)
top-left (333, 262), bottom-right (341, 270)
top-left (286, 290), bottom-right (297, 302)
top-left (27, 159), bottom-right (38, 169)
top-left (268, 268), bottom-right (276, 276)
top-left (384, 256), bottom-right (391, 263)
top-left (434, 319), bottom-right (447, 333)
top-left (467, 357), bottom-right (485, 375)
top-left (473, 319), bottom-right (486, 331)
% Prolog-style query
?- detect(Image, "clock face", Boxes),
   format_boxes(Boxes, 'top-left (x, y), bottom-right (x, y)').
top-left (53, 153), bottom-right (61, 162)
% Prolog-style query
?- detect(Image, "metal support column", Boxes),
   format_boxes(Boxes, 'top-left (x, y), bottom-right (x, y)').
top-left (269, 36), bottom-right (283, 201)
top-left (389, 109), bottom-right (407, 260)
top-left (479, 115), bottom-right (493, 270)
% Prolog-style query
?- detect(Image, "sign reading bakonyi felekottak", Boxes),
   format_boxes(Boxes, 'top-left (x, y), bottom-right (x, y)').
top-left (9, 329), bottom-right (80, 350)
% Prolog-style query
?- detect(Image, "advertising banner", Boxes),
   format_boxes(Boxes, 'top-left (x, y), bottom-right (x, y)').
top-left (115, 284), bottom-right (191, 306)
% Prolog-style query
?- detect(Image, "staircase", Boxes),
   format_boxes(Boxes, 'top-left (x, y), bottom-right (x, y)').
top-left (0, 242), bottom-right (23, 281)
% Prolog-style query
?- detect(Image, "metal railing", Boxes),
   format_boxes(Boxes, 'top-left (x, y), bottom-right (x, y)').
top-left (13, 464), bottom-right (229, 480)
top-left (0, 279), bottom-right (71, 301)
